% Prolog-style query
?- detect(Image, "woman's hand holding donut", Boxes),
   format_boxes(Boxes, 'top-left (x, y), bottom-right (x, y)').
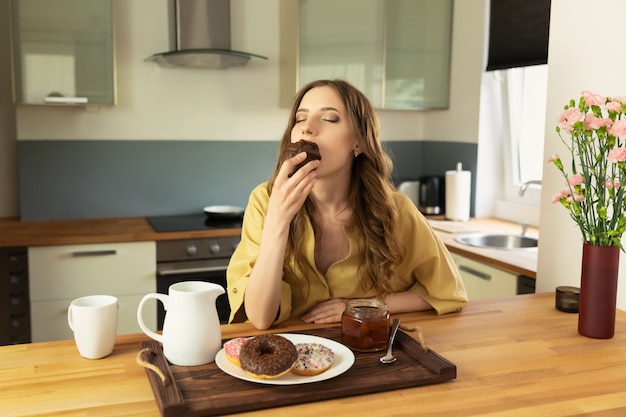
top-left (245, 153), bottom-right (320, 330)
top-left (301, 298), bottom-right (347, 324)
top-left (269, 152), bottom-right (320, 221)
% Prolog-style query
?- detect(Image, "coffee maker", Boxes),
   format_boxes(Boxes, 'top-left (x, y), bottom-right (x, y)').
top-left (417, 175), bottom-right (445, 215)
top-left (398, 176), bottom-right (445, 215)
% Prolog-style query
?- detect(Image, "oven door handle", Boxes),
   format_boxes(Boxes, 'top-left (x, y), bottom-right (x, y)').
top-left (158, 265), bottom-right (228, 276)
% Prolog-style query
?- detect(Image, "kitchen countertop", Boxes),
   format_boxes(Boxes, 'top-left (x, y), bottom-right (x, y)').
top-left (0, 215), bottom-right (537, 277)
top-left (428, 217), bottom-right (538, 278)
top-left (0, 216), bottom-right (242, 247)
top-left (1, 293), bottom-right (624, 417)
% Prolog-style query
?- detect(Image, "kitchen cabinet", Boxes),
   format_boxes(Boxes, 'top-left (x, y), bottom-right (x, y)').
top-left (10, 0), bottom-right (115, 106)
top-left (279, 0), bottom-right (453, 110)
top-left (451, 252), bottom-right (518, 301)
top-left (0, 247), bottom-right (30, 345)
top-left (28, 242), bottom-right (155, 342)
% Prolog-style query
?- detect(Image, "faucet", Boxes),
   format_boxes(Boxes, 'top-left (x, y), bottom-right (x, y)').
top-left (518, 180), bottom-right (542, 196)
top-left (519, 222), bottom-right (528, 236)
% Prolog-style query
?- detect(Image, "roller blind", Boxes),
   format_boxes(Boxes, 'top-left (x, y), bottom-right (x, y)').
top-left (486, 0), bottom-right (551, 71)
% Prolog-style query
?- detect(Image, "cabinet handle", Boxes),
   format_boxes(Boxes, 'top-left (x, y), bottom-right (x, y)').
top-left (459, 265), bottom-right (492, 281)
top-left (71, 250), bottom-right (117, 257)
top-left (157, 265), bottom-right (227, 276)
top-left (44, 97), bottom-right (88, 104)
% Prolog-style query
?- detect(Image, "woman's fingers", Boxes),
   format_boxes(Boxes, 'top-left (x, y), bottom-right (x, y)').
top-left (301, 299), bottom-right (347, 323)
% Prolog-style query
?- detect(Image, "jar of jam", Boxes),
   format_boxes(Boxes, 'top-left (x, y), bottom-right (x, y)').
top-left (341, 298), bottom-right (390, 352)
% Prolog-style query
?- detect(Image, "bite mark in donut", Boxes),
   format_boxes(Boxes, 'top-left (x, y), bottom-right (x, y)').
top-left (283, 140), bottom-right (322, 176)
top-left (239, 334), bottom-right (298, 379)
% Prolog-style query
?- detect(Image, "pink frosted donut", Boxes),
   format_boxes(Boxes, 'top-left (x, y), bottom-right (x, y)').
top-left (223, 337), bottom-right (252, 366)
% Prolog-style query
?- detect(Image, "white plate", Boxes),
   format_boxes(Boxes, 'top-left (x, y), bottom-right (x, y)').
top-left (203, 205), bottom-right (245, 217)
top-left (215, 333), bottom-right (355, 385)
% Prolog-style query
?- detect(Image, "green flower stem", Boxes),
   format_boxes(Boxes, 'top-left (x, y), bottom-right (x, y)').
top-left (554, 95), bottom-right (626, 250)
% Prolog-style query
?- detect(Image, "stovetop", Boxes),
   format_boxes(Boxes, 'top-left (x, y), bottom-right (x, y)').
top-left (148, 213), bottom-right (242, 233)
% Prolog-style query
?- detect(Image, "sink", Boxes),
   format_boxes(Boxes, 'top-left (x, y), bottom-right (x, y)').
top-left (455, 234), bottom-right (538, 250)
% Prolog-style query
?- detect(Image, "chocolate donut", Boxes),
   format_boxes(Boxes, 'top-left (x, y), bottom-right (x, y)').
top-left (239, 334), bottom-right (298, 379)
top-left (283, 140), bottom-right (322, 176)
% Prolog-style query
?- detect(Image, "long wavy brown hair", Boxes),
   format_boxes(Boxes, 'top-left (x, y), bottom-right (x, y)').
top-left (268, 79), bottom-right (402, 297)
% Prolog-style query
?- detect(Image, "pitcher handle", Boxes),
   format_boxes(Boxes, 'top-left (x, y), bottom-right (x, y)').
top-left (137, 293), bottom-right (168, 343)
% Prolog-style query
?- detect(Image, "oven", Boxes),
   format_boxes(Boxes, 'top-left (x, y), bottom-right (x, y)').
top-left (148, 214), bottom-right (241, 329)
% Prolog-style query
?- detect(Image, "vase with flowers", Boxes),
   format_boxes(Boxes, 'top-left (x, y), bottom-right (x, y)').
top-left (549, 90), bottom-right (626, 339)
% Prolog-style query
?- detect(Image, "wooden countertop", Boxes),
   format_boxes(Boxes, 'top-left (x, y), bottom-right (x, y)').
top-left (0, 216), bottom-right (241, 247)
top-left (1, 293), bottom-right (624, 417)
top-left (0, 215), bottom-right (536, 277)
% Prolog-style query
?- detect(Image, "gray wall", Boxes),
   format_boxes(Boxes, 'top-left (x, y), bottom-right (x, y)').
top-left (18, 140), bottom-right (477, 220)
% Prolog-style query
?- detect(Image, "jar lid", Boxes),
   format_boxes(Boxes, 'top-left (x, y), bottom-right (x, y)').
top-left (556, 286), bottom-right (580, 295)
top-left (345, 298), bottom-right (388, 318)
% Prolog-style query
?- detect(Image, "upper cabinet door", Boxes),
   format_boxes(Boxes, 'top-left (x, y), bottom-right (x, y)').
top-left (385, 0), bottom-right (452, 109)
top-left (280, 0), bottom-right (453, 110)
top-left (10, 0), bottom-right (115, 106)
top-left (299, 0), bottom-right (385, 106)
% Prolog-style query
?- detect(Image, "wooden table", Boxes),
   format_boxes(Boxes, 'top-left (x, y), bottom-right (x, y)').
top-left (2, 293), bottom-right (625, 417)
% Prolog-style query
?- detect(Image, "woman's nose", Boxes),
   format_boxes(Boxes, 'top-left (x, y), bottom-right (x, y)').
top-left (300, 121), bottom-right (316, 135)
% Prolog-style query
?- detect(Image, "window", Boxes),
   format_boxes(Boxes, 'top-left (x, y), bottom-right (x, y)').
top-left (478, 65), bottom-right (547, 225)
top-left (501, 64), bottom-right (548, 203)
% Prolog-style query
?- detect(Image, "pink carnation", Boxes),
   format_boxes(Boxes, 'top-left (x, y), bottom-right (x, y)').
top-left (566, 193), bottom-right (585, 203)
top-left (552, 190), bottom-right (570, 203)
top-left (567, 173), bottom-right (584, 186)
top-left (607, 147), bottom-right (626, 163)
top-left (547, 153), bottom-right (559, 163)
top-left (608, 119), bottom-right (626, 138)
top-left (557, 108), bottom-right (583, 132)
top-left (585, 113), bottom-right (612, 130)
top-left (612, 96), bottom-right (626, 104)
top-left (582, 91), bottom-right (606, 106)
top-left (606, 179), bottom-right (621, 189)
top-left (606, 101), bottom-right (623, 112)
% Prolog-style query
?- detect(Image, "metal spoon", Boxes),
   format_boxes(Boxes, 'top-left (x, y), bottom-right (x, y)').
top-left (380, 318), bottom-right (400, 364)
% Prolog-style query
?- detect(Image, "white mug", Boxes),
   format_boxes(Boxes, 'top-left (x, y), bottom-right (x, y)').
top-left (68, 295), bottom-right (118, 359)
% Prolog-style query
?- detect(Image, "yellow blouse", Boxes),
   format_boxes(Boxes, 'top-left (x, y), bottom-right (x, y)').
top-left (227, 183), bottom-right (468, 324)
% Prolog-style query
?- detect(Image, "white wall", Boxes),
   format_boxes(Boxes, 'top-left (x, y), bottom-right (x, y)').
top-left (13, 0), bottom-right (483, 143)
top-left (1, 0), bottom-right (485, 216)
top-left (537, 0), bottom-right (626, 310)
top-left (423, 0), bottom-right (485, 145)
top-left (15, 0), bottom-right (286, 141)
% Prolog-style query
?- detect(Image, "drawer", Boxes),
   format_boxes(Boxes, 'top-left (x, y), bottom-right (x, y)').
top-left (0, 247), bottom-right (28, 272)
top-left (451, 252), bottom-right (518, 300)
top-left (28, 242), bottom-right (155, 302)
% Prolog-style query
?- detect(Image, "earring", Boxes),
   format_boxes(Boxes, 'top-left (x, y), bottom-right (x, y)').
top-left (354, 149), bottom-right (360, 158)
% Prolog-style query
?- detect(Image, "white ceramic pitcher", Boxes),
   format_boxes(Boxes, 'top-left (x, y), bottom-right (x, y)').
top-left (137, 281), bottom-right (225, 366)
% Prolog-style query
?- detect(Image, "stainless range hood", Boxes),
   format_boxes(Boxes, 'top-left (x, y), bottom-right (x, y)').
top-left (146, 0), bottom-right (267, 69)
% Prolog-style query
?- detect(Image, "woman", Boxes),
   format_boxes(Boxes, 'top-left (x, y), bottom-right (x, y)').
top-left (227, 79), bottom-right (467, 330)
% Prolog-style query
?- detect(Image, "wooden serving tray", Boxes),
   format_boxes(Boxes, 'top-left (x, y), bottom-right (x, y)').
top-left (139, 328), bottom-right (456, 417)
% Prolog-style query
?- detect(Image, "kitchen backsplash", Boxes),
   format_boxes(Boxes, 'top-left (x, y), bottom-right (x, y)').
top-left (18, 140), bottom-right (476, 220)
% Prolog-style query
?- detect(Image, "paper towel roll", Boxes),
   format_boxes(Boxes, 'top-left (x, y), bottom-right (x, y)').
top-left (445, 163), bottom-right (471, 221)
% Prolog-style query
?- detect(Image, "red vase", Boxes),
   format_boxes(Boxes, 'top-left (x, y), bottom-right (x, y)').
top-left (578, 243), bottom-right (620, 339)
